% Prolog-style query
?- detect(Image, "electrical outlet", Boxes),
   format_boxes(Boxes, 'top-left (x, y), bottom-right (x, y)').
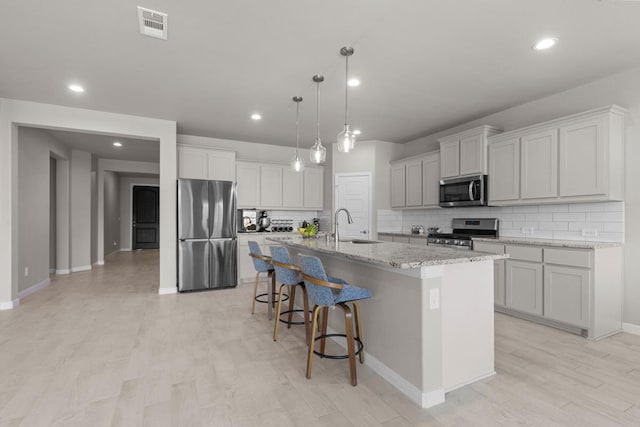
top-left (582, 228), bottom-right (598, 238)
top-left (24, 267), bottom-right (29, 277)
top-left (429, 288), bottom-right (440, 310)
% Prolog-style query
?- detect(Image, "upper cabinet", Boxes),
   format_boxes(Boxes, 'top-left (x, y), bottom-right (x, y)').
top-left (236, 161), bottom-right (323, 210)
top-left (390, 151), bottom-right (440, 209)
top-left (438, 125), bottom-right (502, 179)
top-left (177, 146), bottom-right (236, 181)
top-left (488, 105), bottom-right (626, 206)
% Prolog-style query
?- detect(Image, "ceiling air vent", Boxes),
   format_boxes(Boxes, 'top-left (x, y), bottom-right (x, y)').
top-left (137, 6), bottom-right (168, 40)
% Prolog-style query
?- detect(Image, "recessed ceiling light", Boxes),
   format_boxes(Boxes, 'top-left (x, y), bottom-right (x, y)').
top-left (113, 141), bottom-right (122, 147)
top-left (348, 78), bottom-right (360, 87)
top-left (353, 129), bottom-right (361, 135)
top-left (68, 84), bottom-right (85, 93)
top-left (251, 113), bottom-right (262, 120)
top-left (533, 37), bottom-right (558, 51)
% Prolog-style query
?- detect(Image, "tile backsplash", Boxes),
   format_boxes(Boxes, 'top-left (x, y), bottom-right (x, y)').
top-left (379, 201), bottom-right (624, 242)
top-left (268, 210), bottom-right (320, 228)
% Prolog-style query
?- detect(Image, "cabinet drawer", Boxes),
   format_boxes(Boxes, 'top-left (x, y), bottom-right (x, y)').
top-left (505, 244), bottom-right (542, 262)
top-left (473, 242), bottom-right (505, 255)
top-left (544, 248), bottom-right (591, 268)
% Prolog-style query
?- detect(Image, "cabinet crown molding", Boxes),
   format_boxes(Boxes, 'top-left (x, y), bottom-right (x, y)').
top-left (436, 125), bottom-right (503, 144)
top-left (390, 149), bottom-right (440, 164)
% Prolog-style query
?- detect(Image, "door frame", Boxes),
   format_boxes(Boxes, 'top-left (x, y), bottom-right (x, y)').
top-left (334, 172), bottom-right (373, 238)
top-left (130, 183), bottom-right (160, 250)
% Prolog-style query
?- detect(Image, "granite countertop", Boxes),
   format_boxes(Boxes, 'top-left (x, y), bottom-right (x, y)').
top-left (266, 236), bottom-right (506, 269)
top-left (473, 236), bottom-right (622, 249)
top-left (378, 231), bottom-right (428, 238)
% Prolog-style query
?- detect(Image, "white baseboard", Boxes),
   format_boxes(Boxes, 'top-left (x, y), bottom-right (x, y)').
top-left (55, 269), bottom-right (70, 275)
top-left (623, 322), bottom-right (640, 336)
top-left (324, 324), bottom-right (444, 408)
top-left (0, 298), bottom-right (20, 310)
top-left (120, 248), bottom-right (132, 252)
top-left (158, 287), bottom-right (177, 295)
top-left (94, 260), bottom-right (105, 266)
top-left (70, 265), bottom-right (92, 273)
top-left (18, 278), bottom-right (51, 299)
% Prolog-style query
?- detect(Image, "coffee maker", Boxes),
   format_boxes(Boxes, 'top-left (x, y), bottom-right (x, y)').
top-left (257, 210), bottom-right (271, 232)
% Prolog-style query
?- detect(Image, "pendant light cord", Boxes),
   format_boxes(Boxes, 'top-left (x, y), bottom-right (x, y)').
top-left (344, 54), bottom-right (349, 126)
top-left (295, 100), bottom-right (300, 156)
top-left (316, 81), bottom-right (320, 140)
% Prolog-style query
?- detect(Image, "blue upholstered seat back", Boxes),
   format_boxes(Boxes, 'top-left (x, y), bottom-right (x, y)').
top-left (269, 246), bottom-right (300, 286)
top-left (298, 254), bottom-right (337, 306)
top-left (248, 241), bottom-right (271, 272)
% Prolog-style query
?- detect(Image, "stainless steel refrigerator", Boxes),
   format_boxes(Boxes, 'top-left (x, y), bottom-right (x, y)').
top-left (177, 179), bottom-right (237, 292)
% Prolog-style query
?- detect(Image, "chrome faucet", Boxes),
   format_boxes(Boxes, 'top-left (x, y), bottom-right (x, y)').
top-left (334, 207), bottom-right (353, 243)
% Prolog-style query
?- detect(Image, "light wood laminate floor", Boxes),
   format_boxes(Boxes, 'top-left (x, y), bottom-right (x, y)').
top-left (1, 250), bottom-right (640, 426)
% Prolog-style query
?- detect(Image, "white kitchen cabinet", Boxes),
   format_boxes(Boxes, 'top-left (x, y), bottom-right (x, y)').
top-left (438, 125), bottom-right (502, 179)
top-left (473, 241), bottom-right (506, 307)
top-left (487, 105), bottom-right (626, 206)
top-left (405, 159), bottom-right (423, 207)
top-left (282, 168), bottom-right (303, 208)
top-left (377, 234), bottom-right (394, 242)
top-left (543, 264), bottom-right (590, 328)
top-left (390, 163), bottom-right (406, 208)
top-left (422, 152), bottom-right (440, 207)
top-left (236, 161), bottom-right (261, 208)
top-left (303, 167), bottom-right (324, 209)
top-left (394, 235), bottom-right (410, 244)
top-left (505, 260), bottom-right (543, 316)
top-left (260, 165), bottom-right (284, 208)
top-left (488, 137), bottom-right (520, 202)
top-left (178, 146), bottom-right (236, 181)
top-left (559, 117), bottom-right (606, 198)
top-left (521, 128), bottom-right (558, 199)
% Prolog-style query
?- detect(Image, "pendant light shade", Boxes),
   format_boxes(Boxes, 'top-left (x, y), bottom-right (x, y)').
top-left (290, 96), bottom-right (305, 172)
top-left (310, 75), bottom-right (326, 164)
top-left (336, 46), bottom-right (356, 153)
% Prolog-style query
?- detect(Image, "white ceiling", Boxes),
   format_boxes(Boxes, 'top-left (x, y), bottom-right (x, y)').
top-left (2, 1), bottom-right (640, 148)
top-left (45, 129), bottom-right (159, 162)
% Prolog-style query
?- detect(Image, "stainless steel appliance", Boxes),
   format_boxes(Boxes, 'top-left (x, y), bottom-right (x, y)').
top-left (178, 179), bottom-right (237, 292)
top-left (439, 174), bottom-right (488, 207)
top-left (427, 218), bottom-right (499, 250)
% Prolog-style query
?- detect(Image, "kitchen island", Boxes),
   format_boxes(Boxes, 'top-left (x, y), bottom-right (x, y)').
top-left (266, 236), bottom-right (507, 408)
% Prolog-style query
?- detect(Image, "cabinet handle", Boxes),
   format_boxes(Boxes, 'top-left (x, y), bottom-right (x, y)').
top-left (468, 182), bottom-right (474, 201)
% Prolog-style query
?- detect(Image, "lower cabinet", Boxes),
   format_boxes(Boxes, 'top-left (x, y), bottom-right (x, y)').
top-left (505, 260), bottom-right (543, 316)
top-left (543, 265), bottom-right (590, 328)
top-left (377, 234), bottom-right (394, 242)
top-left (494, 259), bottom-right (506, 307)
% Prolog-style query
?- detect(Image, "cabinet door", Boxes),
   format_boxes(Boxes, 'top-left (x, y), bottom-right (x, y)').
top-left (236, 162), bottom-right (261, 208)
top-left (405, 159), bottom-right (423, 207)
top-left (495, 259), bottom-right (506, 307)
top-left (377, 234), bottom-right (394, 242)
top-left (207, 150), bottom-right (236, 181)
top-left (390, 163), bottom-right (406, 208)
top-left (422, 153), bottom-right (440, 207)
top-left (488, 138), bottom-right (520, 201)
top-left (303, 168), bottom-right (324, 209)
top-left (440, 140), bottom-right (460, 178)
top-left (559, 118), bottom-right (606, 197)
top-left (459, 133), bottom-right (484, 176)
top-left (260, 165), bottom-right (283, 208)
top-left (543, 265), bottom-right (590, 328)
top-left (521, 129), bottom-right (558, 199)
top-left (506, 260), bottom-right (543, 316)
top-left (177, 147), bottom-right (209, 179)
top-left (282, 168), bottom-right (303, 208)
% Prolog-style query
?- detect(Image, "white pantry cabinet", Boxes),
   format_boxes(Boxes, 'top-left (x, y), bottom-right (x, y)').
top-left (389, 151), bottom-right (440, 209)
top-left (177, 146), bottom-right (236, 181)
top-left (438, 125), bottom-right (502, 179)
top-left (487, 105), bottom-right (626, 206)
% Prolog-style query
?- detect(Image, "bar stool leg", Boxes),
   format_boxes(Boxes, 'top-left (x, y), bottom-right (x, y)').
top-left (319, 307), bottom-right (329, 355)
top-left (352, 301), bottom-right (364, 364)
top-left (251, 271), bottom-right (261, 315)
top-left (341, 303), bottom-right (358, 386)
top-left (306, 305), bottom-right (321, 379)
top-left (286, 285), bottom-right (297, 329)
top-left (273, 283), bottom-right (287, 341)
top-left (267, 271), bottom-right (274, 320)
top-left (301, 285), bottom-right (310, 344)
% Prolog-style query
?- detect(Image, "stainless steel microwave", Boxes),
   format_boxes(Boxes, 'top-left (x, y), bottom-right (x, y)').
top-left (439, 174), bottom-right (487, 207)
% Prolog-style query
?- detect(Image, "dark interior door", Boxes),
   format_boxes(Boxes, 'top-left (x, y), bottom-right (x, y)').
top-left (133, 186), bottom-right (160, 249)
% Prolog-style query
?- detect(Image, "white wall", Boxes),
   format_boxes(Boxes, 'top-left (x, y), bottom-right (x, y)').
top-left (119, 175), bottom-right (159, 250)
top-left (103, 171), bottom-right (121, 257)
top-left (49, 157), bottom-right (56, 272)
top-left (402, 65), bottom-right (640, 326)
top-left (70, 149), bottom-right (92, 271)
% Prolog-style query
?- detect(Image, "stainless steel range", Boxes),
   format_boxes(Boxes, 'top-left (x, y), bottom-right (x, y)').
top-left (427, 218), bottom-right (499, 250)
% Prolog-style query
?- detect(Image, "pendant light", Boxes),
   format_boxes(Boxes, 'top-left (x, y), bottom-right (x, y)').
top-left (336, 46), bottom-right (356, 153)
top-left (310, 75), bottom-right (326, 164)
top-left (290, 96), bottom-right (305, 172)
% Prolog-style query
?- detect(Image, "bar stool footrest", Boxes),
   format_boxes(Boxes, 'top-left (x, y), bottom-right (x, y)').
top-left (278, 309), bottom-right (312, 325)
top-left (313, 334), bottom-right (363, 359)
top-left (255, 293), bottom-right (289, 304)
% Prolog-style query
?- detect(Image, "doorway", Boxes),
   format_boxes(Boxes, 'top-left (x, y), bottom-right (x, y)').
top-left (132, 186), bottom-right (160, 249)
top-left (334, 173), bottom-right (372, 240)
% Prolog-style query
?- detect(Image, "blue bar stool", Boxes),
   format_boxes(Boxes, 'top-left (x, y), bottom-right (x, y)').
top-left (269, 246), bottom-right (310, 343)
top-left (249, 241), bottom-right (287, 320)
top-left (298, 254), bottom-right (373, 386)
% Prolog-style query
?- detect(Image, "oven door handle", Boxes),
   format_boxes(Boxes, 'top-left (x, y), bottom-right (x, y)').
top-left (468, 181), bottom-right (475, 201)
